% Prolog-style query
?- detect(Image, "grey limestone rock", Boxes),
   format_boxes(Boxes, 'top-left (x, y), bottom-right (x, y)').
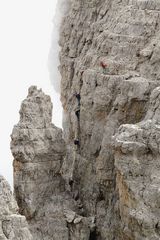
top-left (0, 175), bottom-right (32, 240)
top-left (114, 87), bottom-right (160, 239)
top-left (59, 0), bottom-right (160, 239)
top-left (11, 86), bottom-right (68, 239)
top-left (9, 0), bottom-right (160, 239)
top-left (11, 86), bottom-right (94, 240)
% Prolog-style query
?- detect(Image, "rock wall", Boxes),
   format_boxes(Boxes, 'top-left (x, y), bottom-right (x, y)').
top-left (59, 0), bottom-right (160, 239)
top-left (9, 0), bottom-right (160, 239)
top-left (114, 86), bottom-right (160, 239)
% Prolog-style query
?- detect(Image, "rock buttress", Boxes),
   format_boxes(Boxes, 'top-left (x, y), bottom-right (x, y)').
top-left (11, 86), bottom-right (95, 240)
top-left (114, 87), bottom-right (160, 239)
top-left (59, 0), bottom-right (160, 239)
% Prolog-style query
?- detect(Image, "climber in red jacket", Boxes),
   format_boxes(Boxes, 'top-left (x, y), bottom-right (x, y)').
top-left (100, 61), bottom-right (108, 69)
top-left (100, 61), bottom-right (108, 74)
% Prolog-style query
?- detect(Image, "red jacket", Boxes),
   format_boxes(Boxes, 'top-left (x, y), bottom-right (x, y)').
top-left (100, 61), bottom-right (108, 68)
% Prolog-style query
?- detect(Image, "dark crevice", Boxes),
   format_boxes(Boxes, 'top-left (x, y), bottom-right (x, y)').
top-left (89, 229), bottom-right (98, 240)
top-left (155, 222), bottom-right (160, 236)
top-left (97, 189), bottom-right (105, 201)
top-left (94, 146), bottom-right (101, 158)
top-left (67, 223), bottom-right (72, 240)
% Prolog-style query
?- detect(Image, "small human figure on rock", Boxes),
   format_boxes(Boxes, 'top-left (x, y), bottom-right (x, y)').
top-left (100, 61), bottom-right (108, 74)
top-left (75, 93), bottom-right (81, 100)
top-left (74, 139), bottom-right (80, 146)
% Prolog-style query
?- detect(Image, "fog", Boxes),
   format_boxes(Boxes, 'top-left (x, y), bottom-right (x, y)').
top-left (0, 0), bottom-right (64, 187)
top-left (48, 0), bottom-right (70, 92)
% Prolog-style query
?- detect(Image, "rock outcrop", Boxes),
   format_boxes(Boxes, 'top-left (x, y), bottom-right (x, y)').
top-left (114, 87), bottom-right (160, 239)
top-left (0, 175), bottom-right (32, 240)
top-left (59, 0), bottom-right (160, 239)
top-left (9, 0), bottom-right (160, 239)
top-left (11, 86), bottom-right (95, 240)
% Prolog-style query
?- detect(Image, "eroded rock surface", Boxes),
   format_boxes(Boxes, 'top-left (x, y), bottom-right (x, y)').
top-left (0, 175), bottom-right (32, 240)
top-left (59, 0), bottom-right (160, 239)
top-left (114, 87), bottom-right (160, 239)
top-left (9, 0), bottom-right (160, 239)
top-left (11, 86), bottom-right (94, 240)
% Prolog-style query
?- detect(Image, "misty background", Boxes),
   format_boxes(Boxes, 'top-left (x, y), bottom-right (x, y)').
top-left (0, 0), bottom-right (67, 187)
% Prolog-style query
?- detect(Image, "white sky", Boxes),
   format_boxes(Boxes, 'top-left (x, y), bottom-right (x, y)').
top-left (0, 0), bottom-right (62, 187)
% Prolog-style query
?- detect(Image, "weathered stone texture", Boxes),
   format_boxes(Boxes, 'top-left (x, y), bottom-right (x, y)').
top-left (114, 87), bottom-right (160, 239)
top-left (11, 86), bottom-right (95, 240)
top-left (11, 86), bottom-right (66, 220)
top-left (0, 175), bottom-right (32, 240)
top-left (8, 0), bottom-right (160, 239)
top-left (11, 86), bottom-right (67, 239)
top-left (59, 0), bottom-right (160, 239)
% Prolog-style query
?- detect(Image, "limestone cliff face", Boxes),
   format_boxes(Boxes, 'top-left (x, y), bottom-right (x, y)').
top-left (0, 175), bottom-right (32, 240)
top-left (59, 0), bottom-right (160, 239)
top-left (10, 0), bottom-right (160, 239)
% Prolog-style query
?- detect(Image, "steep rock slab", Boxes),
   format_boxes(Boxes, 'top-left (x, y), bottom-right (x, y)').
top-left (0, 175), bottom-right (32, 240)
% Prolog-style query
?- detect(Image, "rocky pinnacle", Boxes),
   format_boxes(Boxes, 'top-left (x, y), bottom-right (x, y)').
top-left (8, 0), bottom-right (160, 239)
